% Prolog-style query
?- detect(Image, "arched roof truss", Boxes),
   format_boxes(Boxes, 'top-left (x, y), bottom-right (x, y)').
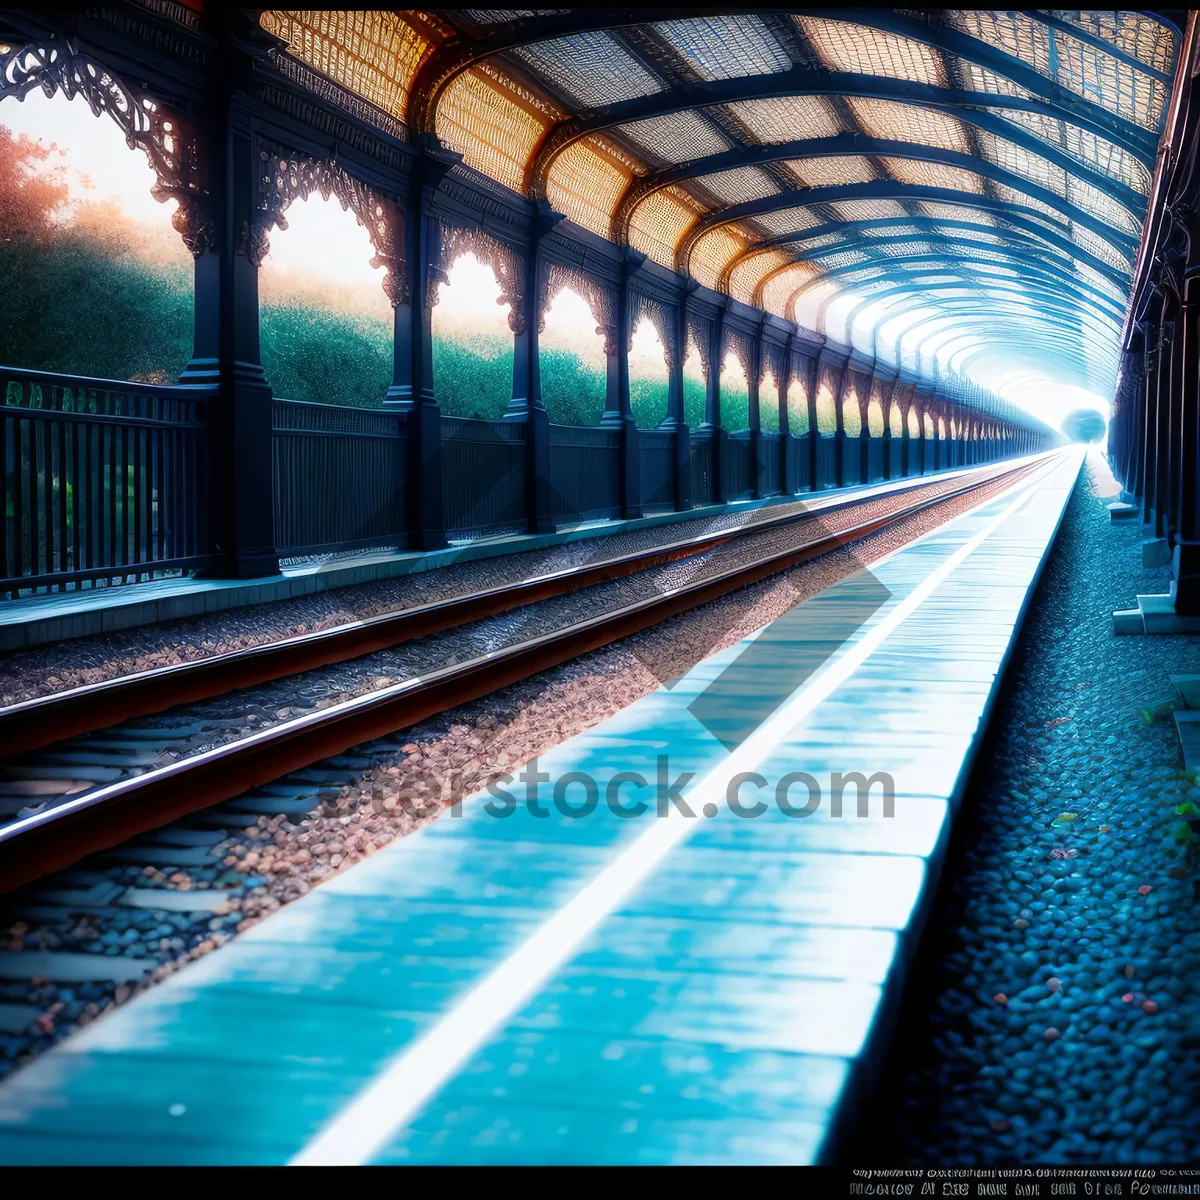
top-left (259, 8), bottom-right (1182, 399)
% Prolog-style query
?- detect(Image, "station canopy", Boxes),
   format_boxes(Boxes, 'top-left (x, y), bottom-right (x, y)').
top-left (261, 9), bottom-right (1181, 403)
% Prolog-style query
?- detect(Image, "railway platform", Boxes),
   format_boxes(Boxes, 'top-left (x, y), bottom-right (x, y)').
top-left (0, 450), bottom-right (1082, 1165)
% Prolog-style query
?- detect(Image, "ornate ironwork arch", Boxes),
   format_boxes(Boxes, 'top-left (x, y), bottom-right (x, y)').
top-left (432, 222), bottom-right (526, 332)
top-left (252, 141), bottom-right (406, 305)
top-left (630, 289), bottom-right (677, 370)
top-left (541, 262), bottom-right (619, 354)
top-left (0, 39), bottom-right (213, 255)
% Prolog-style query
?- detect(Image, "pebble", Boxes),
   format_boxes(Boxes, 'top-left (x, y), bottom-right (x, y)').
top-left (866, 455), bottom-right (1200, 1166)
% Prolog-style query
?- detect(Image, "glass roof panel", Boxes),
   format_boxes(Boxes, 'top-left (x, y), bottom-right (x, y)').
top-left (918, 201), bottom-right (998, 227)
top-left (545, 135), bottom-right (632, 239)
top-left (436, 65), bottom-right (551, 194)
top-left (940, 10), bottom-right (1168, 130)
top-left (829, 199), bottom-right (910, 223)
top-left (1070, 223), bottom-right (1134, 272)
top-left (882, 157), bottom-right (987, 194)
top-left (866, 240), bottom-right (937, 258)
top-left (690, 225), bottom-right (749, 290)
top-left (762, 262), bottom-right (822, 318)
top-left (729, 250), bottom-right (793, 304)
top-left (940, 12), bottom-right (1052, 76)
top-left (789, 156), bottom-right (877, 187)
top-left (785, 230), bottom-right (851, 250)
top-left (972, 128), bottom-right (1069, 198)
top-left (721, 96), bottom-right (847, 143)
top-left (614, 111), bottom-right (731, 166)
top-left (845, 96), bottom-right (971, 152)
top-left (986, 107), bottom-right (1152, 194)
top-left (1065, 177), bottom-right (1141, 235)
top-left (1051, 10), bottom-right (1177, 75)
top-left (955, 60), bottom-right (1036, 100)
top-left (747, 206), bottom-right (825, 237)
top-left (260, 10), bottom-right (432, 122)
top-left (989, 181), bottom-right (1068, 224)
top-left (795, 16), bottom-right (947, 86)
top-left (814, 248), bottom-right (873, 268)
top-left (511, 32), bottom-right (664, 107)
top-left (1059, 30), bottom-right (1167, 130)
top-left (691, 165), bottom-right (779, 206)
top-left (628, 187), bottom-right (702, 269)
top-left (858, 223), bottom-right (923, 237)
top-left (652, 16), bottom-right (792, 80)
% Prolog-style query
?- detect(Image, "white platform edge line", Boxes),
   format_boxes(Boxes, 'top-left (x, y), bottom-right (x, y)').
top-left (289, 455), bottom-right (1072, 1167)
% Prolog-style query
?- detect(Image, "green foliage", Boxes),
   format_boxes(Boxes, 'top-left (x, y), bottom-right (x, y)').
top-left (721, 379), bottom-right (749, 433)
top-left (682, 375), bottom-right (705, 427)
top-left (630, 376), bottom-right (668, 428)
top-left (541, 348), bottom-right (606, 426)
top-left (0, 236), bottom-right (192, 381)
top-left (759, 395), bottom-right (780, 433)
top-left (434, 333), bottom-right (513, 420)
top-left (261, 302), bottom-right (391, 407)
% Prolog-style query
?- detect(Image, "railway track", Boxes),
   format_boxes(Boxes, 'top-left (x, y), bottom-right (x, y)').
top-left (0, 459), bottom-right (1043, 894)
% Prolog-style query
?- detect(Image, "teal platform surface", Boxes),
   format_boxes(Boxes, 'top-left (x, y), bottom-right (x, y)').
top-left (0, 462), bottom-right (1021, 651)
top-left (0, 451), bottom-right (1083, 1165)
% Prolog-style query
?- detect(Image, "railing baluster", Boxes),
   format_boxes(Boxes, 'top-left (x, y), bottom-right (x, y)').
top-left (0, 367), bottom-right (214, 595)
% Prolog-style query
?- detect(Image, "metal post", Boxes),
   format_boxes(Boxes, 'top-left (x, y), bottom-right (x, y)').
top-left (662, 291), bottom-right (692, 513)
top-left (505, 202), bottom-right (560, 535)
top-left (179, 31), bottom-right (278, 579)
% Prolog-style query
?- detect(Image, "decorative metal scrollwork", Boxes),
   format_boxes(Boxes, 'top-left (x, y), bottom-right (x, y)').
top-left (431, 223), bottom-right (526, 332)
top-left (761, 340), bottom-right (784, 387)
top-left (686, 312), bottom-right (712, 379)
top-left (542, 263), bottom-right (618, 354)
top-left (252, 142), bottom-right (406, 305)
top-left (630, 291), bottom-right (676, 370)
top-left (0, 40), bottom-right (213, 255)
top-left (723, 327), bottom-right (755, 382)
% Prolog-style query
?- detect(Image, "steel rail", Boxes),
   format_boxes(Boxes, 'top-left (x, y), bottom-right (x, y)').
top-left (0, 464), bottom-right (1020, 758)
top-left (0, 457), bottom-right (1047, 893)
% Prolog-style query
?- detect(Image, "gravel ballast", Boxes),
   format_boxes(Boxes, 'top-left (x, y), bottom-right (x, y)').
top-left (0, 467), bottom-right (1033, 1082)
top-left (0, 467), bottom-right (1016, 708)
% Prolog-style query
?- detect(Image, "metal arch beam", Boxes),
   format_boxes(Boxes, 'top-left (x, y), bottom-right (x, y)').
top-left (679, 182), bottom-right (1138, 278)
top-left (959, 344), bottom-right (1117, 384)
top-left (807, 283), bottom-right (1116, 347)
top-left (888, 315), bottom-right (1091, 377)
top-left (743, 214), bottom-right (1132, 287)
top-left (798, 252), bottom-right (1127, 319)
top-left (416, 9), bottom-right (1163, 164)
top-left (937, 330), bottom-right (1102, 381)
top-left (800, 9), bottom-right (1159, 156)
top-left (527, 68), bottom-right (1156, 199)
top-left (842, 286), bottom-right (1112, 358)
top-left (614, 131), bottom-right (1144, 244)
top-left (751, 240), bottom-right (1124, 320)
top-left (767, 228), bottom-right (1128, 291)
top-left (1022, 11), bottom-right (1175, 87)
top-left (408, 8), bottom-right (704, 133)
top-left (794, 257), bottom-right (1125, 323)
top-left (851, 305), bottom-right (1108, 383)
top-left (812, 279), bottom-right (1123, 346)
top-left (750, 230), bottom-right (1125, 310)
top-left (780, 241), bottom-right (1129, 315)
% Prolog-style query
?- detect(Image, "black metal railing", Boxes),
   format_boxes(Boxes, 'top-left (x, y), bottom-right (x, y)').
top-left (273, 398), bottom-right (406, 557)
top-left (1, 366), bottom-right (211, 597)
top-left (5, 364), bottom-right (970, 599)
